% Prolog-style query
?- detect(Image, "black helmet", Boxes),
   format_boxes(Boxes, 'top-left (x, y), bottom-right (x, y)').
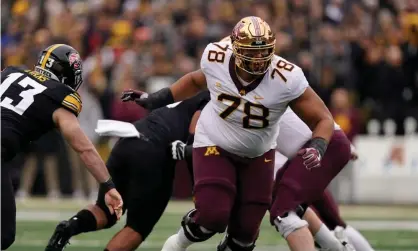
top-left (35, 44), bottom-right (83, 91)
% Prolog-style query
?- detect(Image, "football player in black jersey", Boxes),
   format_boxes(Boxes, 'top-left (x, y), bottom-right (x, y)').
top-left (0, 44), bottom-right (123, 250)
top-left (45, 91), bottom-right (209, 251)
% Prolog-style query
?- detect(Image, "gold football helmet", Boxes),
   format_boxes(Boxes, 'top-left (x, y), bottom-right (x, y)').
top-left (231, 16), bottom-right (275, 75)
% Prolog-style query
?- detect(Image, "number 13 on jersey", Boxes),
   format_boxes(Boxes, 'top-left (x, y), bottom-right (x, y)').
top-left (218, 93), bottom-right (269, 129)
top-left (0, 73), bottom-right (47, 115)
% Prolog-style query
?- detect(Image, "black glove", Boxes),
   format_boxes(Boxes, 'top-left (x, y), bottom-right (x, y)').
top-left (121, 87), bottom-right (174, 111)
top-left (171, 140), bottom-right (186, 160)
top-left (121, 89), bottom-right (148, 103)
top-left (297, 137), bottom-right (328, 170)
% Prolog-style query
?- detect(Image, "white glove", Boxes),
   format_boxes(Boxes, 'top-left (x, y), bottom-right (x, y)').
top-left (171, 140), bottom-right (186, 160)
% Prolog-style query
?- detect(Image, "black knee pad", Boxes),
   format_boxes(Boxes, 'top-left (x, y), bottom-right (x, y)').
top-left (181, 209), bottom-right (216, 242)
top-left (95, 201), bottom-right (119, 229)
top-left (295, 204), bottom-right (309, 218)
top-left (1, 233), bottom-right (16, 250)
top-left (217, 234), bottom-right (255, 251)
top-left (104, 212), bottom-right (118, 229)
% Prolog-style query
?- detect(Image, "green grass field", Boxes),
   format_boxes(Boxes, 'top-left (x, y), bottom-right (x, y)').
top-left (10, 199), bottom-right (418, 251)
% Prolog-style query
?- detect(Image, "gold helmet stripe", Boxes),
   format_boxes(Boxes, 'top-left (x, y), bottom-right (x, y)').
top-left (41, 44), bottom-right (65, 68)
top-left (250, 16), bottom-right (261, 36)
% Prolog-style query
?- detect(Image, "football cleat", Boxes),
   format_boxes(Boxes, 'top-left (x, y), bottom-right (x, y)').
top-left (161, 234), bottom-right (187, 251)
top-left (45, 221), bottom-right (72, 251)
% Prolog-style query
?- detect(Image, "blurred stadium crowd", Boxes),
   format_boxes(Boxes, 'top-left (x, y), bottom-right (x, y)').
top-left (1, 0), bottom-right (418, 198)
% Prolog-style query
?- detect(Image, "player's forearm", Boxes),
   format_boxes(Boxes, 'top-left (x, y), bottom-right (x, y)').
top-left (78, 147), bottom-right (111, 183)
top-left (311, 116), bottom-right (334, 143)
top-left (62, 122), bottom-right (111, 183)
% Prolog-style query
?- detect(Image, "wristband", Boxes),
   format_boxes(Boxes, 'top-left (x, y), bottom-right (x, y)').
top-left (308, 137), bottom-right (328, 157)
top-left (140, 87), bottom-right (174, 110)
top-left (100, 177), bottom-right (116, 193)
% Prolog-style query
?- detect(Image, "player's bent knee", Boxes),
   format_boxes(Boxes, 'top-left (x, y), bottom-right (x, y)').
top-left (105, 227), bottom-right (143, 251)
top-left (272, 211), bottom-right (308, 238)
top-left (181, 209), bottom-right (216, 242)
top-left (1, 232), bottom-right (16, 250)
top-left (126, 220), bottom-right (152, 241)
top-left (196, 206), bottom-right (230, 232)
top-left (103, 213), bottom-right (118, 229)
top-left (95, 201), bottom-right (119, 229)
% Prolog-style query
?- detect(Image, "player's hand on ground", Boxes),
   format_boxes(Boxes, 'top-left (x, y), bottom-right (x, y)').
top-left (104, 188), bottom-right (124, 220)
top-left (297, 147), bottom-right (322, 170)
top-left (121, 89), bottom-right (148, 103)
top-left (350, 144), bottom-right (358, 161)
top-left (171, 140), bottom-right (186, 160)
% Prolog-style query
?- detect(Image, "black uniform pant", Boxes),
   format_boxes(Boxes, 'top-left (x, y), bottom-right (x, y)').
top-left (95, 137), bottom-right (176, 240)
top-left (1, 165), bottom-right (16, 250)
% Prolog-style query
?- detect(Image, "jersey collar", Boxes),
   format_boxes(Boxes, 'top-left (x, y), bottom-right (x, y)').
top-left (228, 56), bottom-right (266, 96)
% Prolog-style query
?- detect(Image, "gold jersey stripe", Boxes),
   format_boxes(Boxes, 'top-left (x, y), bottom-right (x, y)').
top-left (62, 94), bottom-right (82, 115)
top-left (41, 44), bottom-right (65, 68)
top-left (62, 100), bottom-right (79, 113)
top-left (70, 93), bottom-right (82, 104)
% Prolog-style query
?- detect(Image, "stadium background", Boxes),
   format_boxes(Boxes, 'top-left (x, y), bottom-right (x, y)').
top-left (1, 0), bottom-right (418, 250)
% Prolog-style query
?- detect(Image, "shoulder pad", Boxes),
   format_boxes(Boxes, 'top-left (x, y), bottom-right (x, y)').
top-left (42, 82), bottom-right (83, 116)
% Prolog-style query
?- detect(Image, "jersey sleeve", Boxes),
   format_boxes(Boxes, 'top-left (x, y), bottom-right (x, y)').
top-left (286, 67), bottom-right (309, 101)
top-left (200, 41), bottom-right (231, 78)
top-left (270, 56), bottom-right (309, 103)
top-left (61, 92), bottom-right (82, 116)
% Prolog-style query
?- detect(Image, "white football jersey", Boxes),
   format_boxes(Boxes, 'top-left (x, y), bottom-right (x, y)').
top-left (193, 41), bottom-right (309, 157)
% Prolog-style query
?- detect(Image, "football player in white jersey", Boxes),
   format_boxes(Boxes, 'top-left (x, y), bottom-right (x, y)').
top-left (169, 107), bottom-right (371, 251)
top-left (123, 16), bottom-right (334, 251)
top-left (273, 108), bottom-right (374, 251)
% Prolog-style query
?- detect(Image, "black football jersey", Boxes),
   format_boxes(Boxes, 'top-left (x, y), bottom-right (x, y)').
top-left (1, 66), bottom-right (82, 162)
top-left (133, 91), bottom-right (210, 144)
